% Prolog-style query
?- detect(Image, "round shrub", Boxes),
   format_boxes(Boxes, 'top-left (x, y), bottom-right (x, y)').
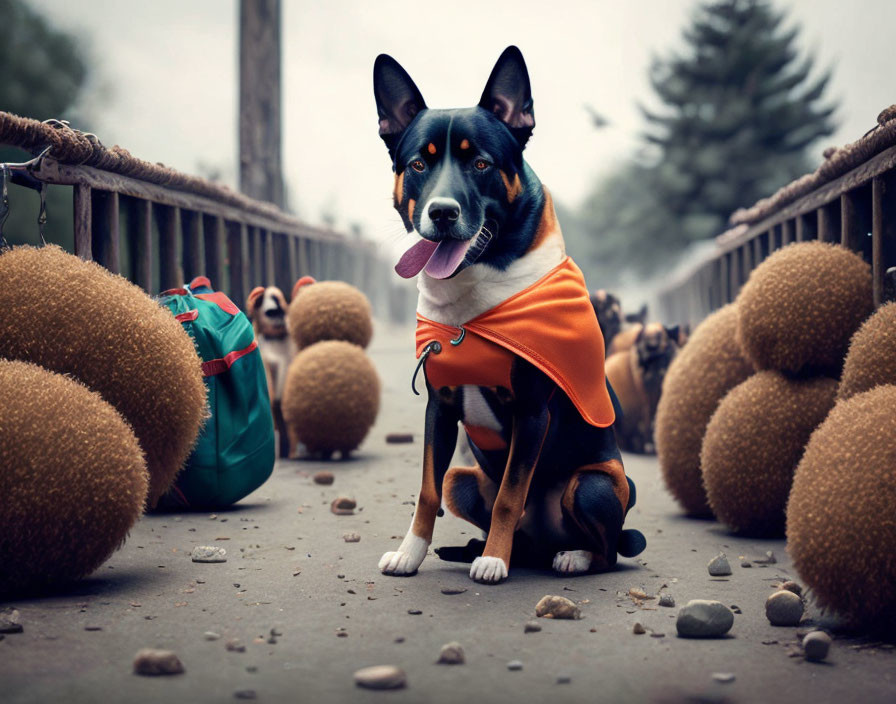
top-left (287, 280), bottom-right (372, 350)
top-left (0, 246), bottom-right (206, 507)
top-left (0, 360), bottom-right (148, 595)
top-left (655, 304), bottom-right (754, 516)
top-left (736, 242), bottom-right (872, 375)
top-left (701, 371), bottom-right (837, 536)
top-left (838, 302), bottom-right (896, 401)
top-left (282, 340), bottom-right (380, 456)
top-left (787, 386), bottom-right (896, 629)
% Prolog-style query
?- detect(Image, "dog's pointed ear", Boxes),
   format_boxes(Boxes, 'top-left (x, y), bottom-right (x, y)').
top-left (479, 46), bottom-right (535, 149)
top-left (374, 54), bottom-right (427, 161)
top-left (247, 287), bottom-right (265, 318)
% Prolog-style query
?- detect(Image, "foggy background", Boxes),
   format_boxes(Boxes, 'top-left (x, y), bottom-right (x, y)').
top-left (11, 0), bottom-right (896, 311)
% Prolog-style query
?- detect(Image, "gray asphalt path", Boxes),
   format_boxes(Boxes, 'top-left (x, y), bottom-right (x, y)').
top-left (2, 325), bottom-right (894, 704)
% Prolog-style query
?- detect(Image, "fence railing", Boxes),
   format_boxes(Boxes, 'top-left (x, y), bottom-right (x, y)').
top-left (0, 112), bottom-right (412, 320)
top-left (658, 106), bottom-right (896, 326)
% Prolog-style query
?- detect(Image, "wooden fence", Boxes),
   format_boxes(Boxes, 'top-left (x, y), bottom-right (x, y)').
top-left (0, 113), bottom-right (411, 320)
top-left (658, 108), bottom-right (896, 326)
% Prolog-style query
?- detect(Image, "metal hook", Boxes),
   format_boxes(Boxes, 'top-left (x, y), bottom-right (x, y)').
top-left (0, 165), bottom-right (10, 252)
top-left (37, 182), bottom-right (48, 246)
top-left (411, 340), bottom-right (441, 396)
top-left (0, 146), bottom-right (54, 248)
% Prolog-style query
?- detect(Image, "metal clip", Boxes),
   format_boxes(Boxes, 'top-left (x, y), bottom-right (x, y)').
top-left (412, 340), bottom-right (442, 396)
top-left (0, 165), bottom-right (10, 253)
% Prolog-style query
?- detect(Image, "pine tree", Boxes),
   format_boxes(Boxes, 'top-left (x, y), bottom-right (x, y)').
top-left (642, 0), bottom-right (836, 238)
top-left (580, 0), bottom-right (837, 279)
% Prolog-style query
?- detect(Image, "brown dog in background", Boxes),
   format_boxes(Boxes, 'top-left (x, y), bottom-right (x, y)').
top-left (606, 322), bottom-right (684, 454)
top-left (247, 285), bottom-right (294, 458)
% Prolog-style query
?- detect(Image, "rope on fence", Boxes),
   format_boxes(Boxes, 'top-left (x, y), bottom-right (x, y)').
top-left (0, 111), bottom-right (317, 233)
top-left (728, 104), bottom-right (896, 228)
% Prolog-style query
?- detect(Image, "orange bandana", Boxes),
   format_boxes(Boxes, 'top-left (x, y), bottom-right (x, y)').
top-left (415, 256), bottom-right (615, 428)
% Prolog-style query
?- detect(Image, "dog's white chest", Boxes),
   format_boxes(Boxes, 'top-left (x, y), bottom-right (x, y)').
top-left (461, 386), bottom-right (503, 431)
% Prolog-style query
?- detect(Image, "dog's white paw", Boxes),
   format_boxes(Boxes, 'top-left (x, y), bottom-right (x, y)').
top-left (379, 534), bottom-right (428, 576)
top-left (469, 556), bottom-right (508, 584)
top-left (552, 550), bottom-right (593, 576)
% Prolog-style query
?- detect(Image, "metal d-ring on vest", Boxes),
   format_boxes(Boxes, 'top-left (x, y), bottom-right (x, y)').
top-left (411, 326), bottom-right (465, 396)
top-left (411, 340), bottom-right (441, 396)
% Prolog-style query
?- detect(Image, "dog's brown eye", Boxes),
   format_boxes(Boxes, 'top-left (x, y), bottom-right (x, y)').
top-left (474, 159), bottom-right (489, 171)
top-left (411, 160), bottom-right (425, 173)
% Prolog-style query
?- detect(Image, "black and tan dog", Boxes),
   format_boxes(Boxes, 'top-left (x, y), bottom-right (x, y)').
top-left (374, 47), bottom-right (645, 583)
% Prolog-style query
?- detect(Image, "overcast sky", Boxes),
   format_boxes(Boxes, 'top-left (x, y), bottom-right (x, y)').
top-left (27, 0), bottom-right (896, 249)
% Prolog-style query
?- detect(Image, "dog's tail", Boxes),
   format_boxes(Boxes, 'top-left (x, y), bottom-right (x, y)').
top-left (617, 529), bottom-right (646, 558)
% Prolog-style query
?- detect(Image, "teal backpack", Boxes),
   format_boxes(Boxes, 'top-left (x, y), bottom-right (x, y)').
top-left (157, 276), bottom-right (275, 509)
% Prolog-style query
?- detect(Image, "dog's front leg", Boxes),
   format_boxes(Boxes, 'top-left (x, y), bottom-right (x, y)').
top-left (470, 399), bottom-right (550, 584)
top-left (380, 385), bottom-right (458, 576)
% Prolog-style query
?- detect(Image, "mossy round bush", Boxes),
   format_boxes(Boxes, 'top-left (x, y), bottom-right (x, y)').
top-left (287, 280), bottom-right (373, 350)
top-left (701, 371), bottom-right (837, 536)
top-left (787, 385), bottom-right (896, 629)
top-left (736, 242), bottom-right (872, 375)
top-left (282, 340), bottom-right (380, 456)
top-left (0, 360), bottom-right (148, 595)
top-left (655, 304), bottom-right (754, 516)
top-left (838, 302), bottom-right (896, 401)
top-left (0, 246), bottom-right (206, 507)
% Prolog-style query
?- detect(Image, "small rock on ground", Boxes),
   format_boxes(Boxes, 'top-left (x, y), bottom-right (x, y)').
top-left (437, 642), bottom-right (465, 665)
top-left (507, 660), bottom-right (523, 671)
top-left (331, 497), bottom-right (356, 515)
top-left (313, 471), bottom-right (334, 485)
top-left (765, 590), bottom-right (804, 626)
top-left (204, 631), bottom-right (220, 641)
top-left (535, 595), bottom-right (581, 620)
top-left (343, 532), bottom-right (361, 543)
top-left (234, 690), bottom-right (257, 700)
top-left (440, 587), bottom-right (467, 595)
top-left (803, 631), bottom-right (832, 662)
top-left (658, 594), bottom-right (675, 608)
top-left (133, 649), bottom-right (185, 676)
top-left (779, 580), bottom-right (803, 596)
top-left (707, 553), bottom-right (732, 576)
top-left (633, 622), bottom-right (646, 634)
top-left (386, 433), bottom-right (414, 444)
top-left (712, 673), bottom-right (736, 683)
top-left (225, 639), bottom-right (246, 652)
top-left (354, 665), bottom-right (407, 690)
top-left (676, 600), bottom-right (734, 638)
top-left (0, 608), bottom-right (23, 634)
top-left (191, 546), bottom-right (227, 563)
top-left (556, 675), bottom-right (571, 685)
top-left (407, 609), bottom-right (422, 615)
top-left (524, 622), bottom-right (542, 633)
top-left (755, 550), bottom-right (777, 564)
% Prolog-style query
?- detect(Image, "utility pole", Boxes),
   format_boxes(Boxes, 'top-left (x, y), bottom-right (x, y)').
top-left (239, 0), bottom-right (283, 208)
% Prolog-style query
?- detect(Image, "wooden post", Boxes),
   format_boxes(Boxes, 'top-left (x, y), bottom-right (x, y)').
top-left (872, 173), bottom-right (896, 306)
top-left (134, 198), bottom-right (153, 291)
top-left (227, 221), bottom-right (250, 305)
top-left (203, 214), bottom-right (226, 289)
top-left (157, 205), bottom-right (181, 290)
top-left (181, 210), bottom-right (203, 283)
top-left (92, 190), bottom-right (120, 273)
top-left (73, 184), bottom-right (93, 260)
top-left (841, 192), bottom-right (862, 254)
top-left (239, 0), bottom-right (283, 208)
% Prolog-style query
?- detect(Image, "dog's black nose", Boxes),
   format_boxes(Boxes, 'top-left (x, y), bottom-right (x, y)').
top-left (428, 198), bottom-right (460, 229)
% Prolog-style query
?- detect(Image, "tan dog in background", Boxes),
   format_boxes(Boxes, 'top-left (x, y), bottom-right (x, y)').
top-left (247, 285), bottom-right (294, 457)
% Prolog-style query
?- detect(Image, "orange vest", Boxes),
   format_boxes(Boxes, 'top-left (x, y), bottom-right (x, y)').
top-left (415, 256), bottom-right (615, 429)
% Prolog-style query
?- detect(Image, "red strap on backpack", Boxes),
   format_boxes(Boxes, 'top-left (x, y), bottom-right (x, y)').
top-left (201, 340), bottom-right (258, 377)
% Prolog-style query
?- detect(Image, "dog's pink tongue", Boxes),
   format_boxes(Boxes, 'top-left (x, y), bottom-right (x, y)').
top-left (395, 239), bottom-right (439, 279)
top-left (424, 238), bottom-right (474, 280)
